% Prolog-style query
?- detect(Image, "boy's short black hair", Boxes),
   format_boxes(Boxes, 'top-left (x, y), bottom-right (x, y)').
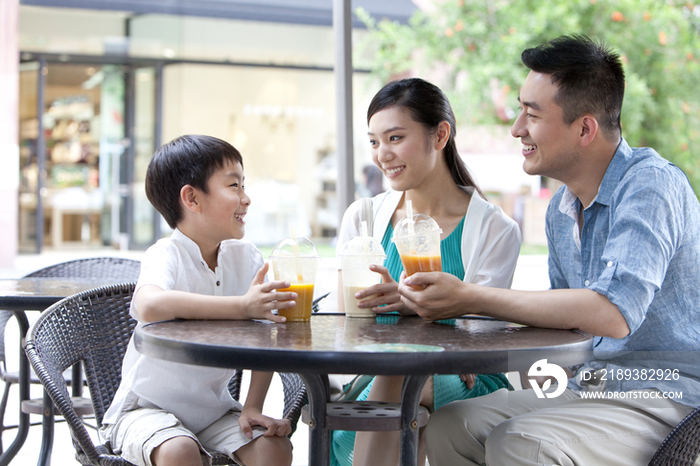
top-left (521, 34), bottom-right (625, 141)
top-left (145, 135), bottom-right (243, 229)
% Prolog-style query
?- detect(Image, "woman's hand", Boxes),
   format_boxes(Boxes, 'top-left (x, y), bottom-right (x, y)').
top-left (354, 265), bottom-right (415, 315)
top-left (460, 374), bottom-right (476, 389)
top-left (397, 271), bottom-right (470, 320)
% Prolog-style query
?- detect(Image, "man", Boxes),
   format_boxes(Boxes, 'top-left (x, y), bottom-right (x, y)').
top-left (397, 34), bottom-right (700, 465)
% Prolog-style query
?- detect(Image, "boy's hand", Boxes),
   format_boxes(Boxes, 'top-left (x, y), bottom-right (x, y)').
top-left (239, 406), bottom-right (292, 438)
top-left (242, 263), bottom-right (297, 322)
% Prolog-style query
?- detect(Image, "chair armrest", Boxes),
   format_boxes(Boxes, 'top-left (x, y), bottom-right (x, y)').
top-left (648, 407), bottom-right (700, 466)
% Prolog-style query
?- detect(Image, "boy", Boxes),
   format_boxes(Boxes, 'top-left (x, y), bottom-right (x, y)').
top-left (101, 135), bottom-right (297, 466)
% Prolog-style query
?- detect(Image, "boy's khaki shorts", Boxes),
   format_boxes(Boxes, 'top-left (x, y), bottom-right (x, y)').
top-left (100, 408), bottom-right (265, 466)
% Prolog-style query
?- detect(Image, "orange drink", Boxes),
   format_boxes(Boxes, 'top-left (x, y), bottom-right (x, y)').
top-left (400, 254), bottom-right (443, 276)
top-left (277, 283), bottom-right (315, 322)
top-left (392, 211), bottom-right (443, 289)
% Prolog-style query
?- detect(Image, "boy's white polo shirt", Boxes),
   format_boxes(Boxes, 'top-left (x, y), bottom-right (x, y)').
top-left (103, 229), bottom-right (265, 433)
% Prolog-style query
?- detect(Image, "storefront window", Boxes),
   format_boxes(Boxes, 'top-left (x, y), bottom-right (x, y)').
top-left (159, 63), bottom-right (377, 243)
top-left (130, 15), bottom-right (346, 68)
top-left (18, 5), bottom-right (381, 248)
top-left (98, 65), bottom-right (127, 248)
top-left (19, 6), bottom-right (128, 55)
top-left (133, 67), bottom-right (157, 246)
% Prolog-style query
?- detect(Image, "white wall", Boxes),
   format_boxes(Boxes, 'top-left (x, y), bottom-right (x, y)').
top-left (161, 63), bottom-right (377, 243)
top-left (1, 0), bottom-right (19, 266)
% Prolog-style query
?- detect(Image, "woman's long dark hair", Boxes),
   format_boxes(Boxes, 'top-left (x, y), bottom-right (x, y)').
top-left (367, 78), bottom-right (483, 197)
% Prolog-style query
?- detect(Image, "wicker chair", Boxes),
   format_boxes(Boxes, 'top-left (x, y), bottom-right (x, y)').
top-left (24, 283), bottom-right (306, 465)
top-left (22, 257), bottom-right (142, 281)
top-left (0, 257), bottom-right (141, 453)
top-left (278, 372), bottom-right (307, 436)
top-left (648, 407), bottom-right (700, 466)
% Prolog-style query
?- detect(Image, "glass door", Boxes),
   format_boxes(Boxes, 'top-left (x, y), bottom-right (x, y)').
top-left (18, 59), bottom-right (162, 252)
top-left (18, 62), bottom-right (40, 252)
top-left (19, 62), bottom-right (124, 251)
top-left (130, 65), bottom-right (160, 248)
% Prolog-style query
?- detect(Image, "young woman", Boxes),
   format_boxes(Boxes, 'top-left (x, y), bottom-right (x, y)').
top-left (333, 78), bottom-right (522, 466)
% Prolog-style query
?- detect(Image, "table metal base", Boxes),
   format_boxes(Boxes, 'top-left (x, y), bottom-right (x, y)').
top-left (300, 373), bottom-right (430, 466)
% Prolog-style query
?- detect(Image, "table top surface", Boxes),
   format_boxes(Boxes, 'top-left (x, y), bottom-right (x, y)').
top-left (0, 277), bottom-right (123, 311)
top-left (135, 314), bottom-right (593, 376)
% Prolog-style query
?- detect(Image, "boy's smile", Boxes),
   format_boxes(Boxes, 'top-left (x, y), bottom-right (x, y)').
top-left (199, 160), bottom-right (250, 242)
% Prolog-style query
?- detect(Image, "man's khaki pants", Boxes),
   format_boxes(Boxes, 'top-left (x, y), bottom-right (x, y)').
top-left (424, 388), bottom-right (696, 466)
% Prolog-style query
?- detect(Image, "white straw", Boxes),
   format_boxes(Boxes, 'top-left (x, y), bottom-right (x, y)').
top-left (406, 200), bottom-right (415, 236)
top-left (289, 223), bottom-right (303, 282)
top-left (360, 220), bottom-right (370, 254)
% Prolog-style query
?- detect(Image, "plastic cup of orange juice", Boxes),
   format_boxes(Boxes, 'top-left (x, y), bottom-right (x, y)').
top-left (269, 237), bottom-right (320, 322)
top-left (392, 213), bottom-right (442, 287)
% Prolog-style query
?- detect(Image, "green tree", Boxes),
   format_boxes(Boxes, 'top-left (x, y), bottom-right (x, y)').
top-left (356, 0), bottom-right (700, 194)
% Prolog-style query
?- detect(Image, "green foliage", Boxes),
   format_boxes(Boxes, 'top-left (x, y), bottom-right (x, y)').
top-left (356, 1), bottom-right (700, 194)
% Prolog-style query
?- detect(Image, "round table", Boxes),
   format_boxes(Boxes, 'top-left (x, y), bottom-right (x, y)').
top-left (135, 314), bottom-right (593, 466)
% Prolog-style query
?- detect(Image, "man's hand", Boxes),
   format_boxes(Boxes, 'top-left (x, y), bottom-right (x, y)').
top-left (398, 271), bottom-right (470, 321)
top-left (238, 406), bottom-right (292, 438)
top-left (241, 263), bottom-right (297, 323)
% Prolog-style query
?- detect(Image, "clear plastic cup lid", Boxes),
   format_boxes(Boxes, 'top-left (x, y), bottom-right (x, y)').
top-left (391, 213), bottom-right (442, 241)
top-left (339, 235), bottom-right (386, 258)
top-left (269, 237), bottom-right (320, 258)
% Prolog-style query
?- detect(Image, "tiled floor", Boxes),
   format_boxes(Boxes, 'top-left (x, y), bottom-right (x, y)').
top-left (0, 248), bottom-right (548, 465)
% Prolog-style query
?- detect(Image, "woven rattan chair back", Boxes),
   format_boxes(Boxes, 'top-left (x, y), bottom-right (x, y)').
top-left (24, 257), bottom-right (141, 281)
top-left (279, 372), bottom-right (307, 435)
top-left (0, 257), bottom-right (141, 454)
top-left (648, 406), bottom-right (700, 466)
top-left (25, 283), bottom-right (137, 465)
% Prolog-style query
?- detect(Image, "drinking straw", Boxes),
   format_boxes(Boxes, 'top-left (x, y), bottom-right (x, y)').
top-left (406, 199), bottom-right (415, 236)
top-left (289, 223), bottom-right (304, 283)
top-left (361, 220), bottom-right (370, 254)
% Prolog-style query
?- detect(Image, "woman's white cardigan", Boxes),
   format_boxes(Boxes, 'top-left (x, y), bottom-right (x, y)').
top-left (337, 187), bottom-right (522, 288)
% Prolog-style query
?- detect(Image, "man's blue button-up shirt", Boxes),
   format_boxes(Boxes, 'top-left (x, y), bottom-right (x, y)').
top-left (549, 139), bottom-right (700, 406)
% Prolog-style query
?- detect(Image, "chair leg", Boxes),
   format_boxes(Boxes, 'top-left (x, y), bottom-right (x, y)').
top-left (0, 381), bottom-right (12, 455)
top-left (38, 391), bottom-right (54, 466)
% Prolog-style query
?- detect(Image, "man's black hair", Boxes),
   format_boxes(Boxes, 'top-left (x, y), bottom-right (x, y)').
top-left (521, 34), bottom-right (625, 140)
